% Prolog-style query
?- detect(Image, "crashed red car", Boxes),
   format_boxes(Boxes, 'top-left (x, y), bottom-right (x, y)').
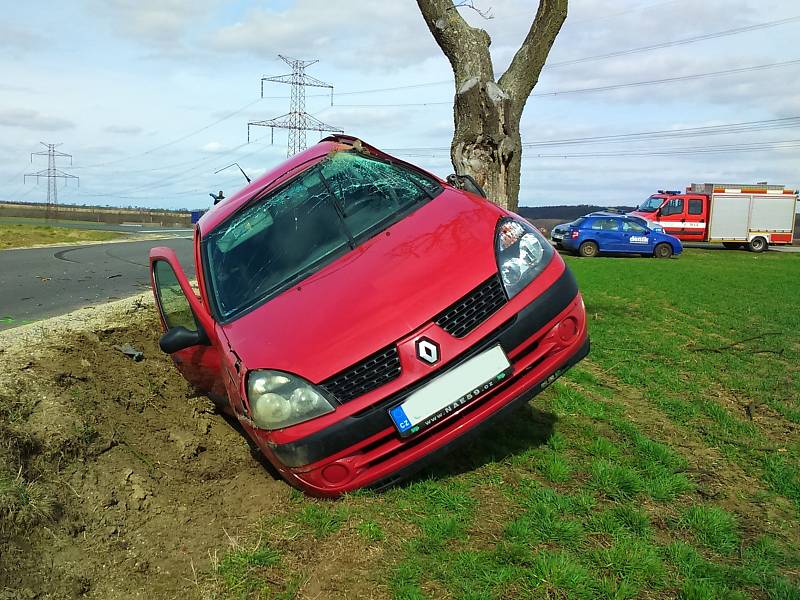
top-left (149, 135), bottom-right (589, 497)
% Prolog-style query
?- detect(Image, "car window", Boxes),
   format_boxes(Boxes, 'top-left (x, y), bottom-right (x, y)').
top-left (622, 220), bottom-right (646, 233)
top-left (153, 260), bottom-right (197, 331)
top-left (661, 198), bottom-right (684, 216)
top-left (688, 199), bottom-right (703, 215)
top-left (590, 218), bottom-right (620, 231)
top-left (203, 151), bottom-right (442, 321)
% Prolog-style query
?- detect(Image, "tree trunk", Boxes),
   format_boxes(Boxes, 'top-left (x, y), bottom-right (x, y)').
top-left (417, 0), bottom-right (567, 212)
top-left (452, 75), bottom-right (522, 210)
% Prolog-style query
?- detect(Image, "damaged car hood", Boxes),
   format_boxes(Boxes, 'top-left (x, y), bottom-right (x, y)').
top-left (219, 189), bottom-right (504, 383)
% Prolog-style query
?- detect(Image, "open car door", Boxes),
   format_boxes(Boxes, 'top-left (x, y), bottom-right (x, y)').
top-left (150, 249), bottom-right (227, 403)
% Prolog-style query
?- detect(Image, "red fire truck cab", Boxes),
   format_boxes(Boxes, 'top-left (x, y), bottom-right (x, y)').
top-left (629, 183), bottom-right (798, 252)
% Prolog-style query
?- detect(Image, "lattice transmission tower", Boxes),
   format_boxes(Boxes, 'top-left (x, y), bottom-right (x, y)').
top-left (248, 55), bottom-right (342, 157)
top-left (24, 143), bottom-right (79, 218)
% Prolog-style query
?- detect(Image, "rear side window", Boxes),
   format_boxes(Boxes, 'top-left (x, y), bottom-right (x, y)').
top-left (688, 199), bottom-right (703, 215)
top-left (590, 218), bottom-right (620, 231)
top-left (622, 220), bottom-right (646, 233)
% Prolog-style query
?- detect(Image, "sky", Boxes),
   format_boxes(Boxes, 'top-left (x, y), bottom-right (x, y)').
top-left (0, 0), bottom-right (798, 210)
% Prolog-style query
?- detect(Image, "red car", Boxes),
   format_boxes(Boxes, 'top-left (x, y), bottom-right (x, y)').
top-left (149, 135), bottom-right (589, 497)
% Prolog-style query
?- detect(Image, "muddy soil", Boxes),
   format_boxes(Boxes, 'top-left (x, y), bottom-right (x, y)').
top-left (0, 295), bottom-right (293, 599)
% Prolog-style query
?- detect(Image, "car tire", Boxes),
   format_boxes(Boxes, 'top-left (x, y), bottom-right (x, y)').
top-left (578, 241), bottom-right (598, 257)
top-left (722, 242), bottom-right (743, 250)
top-left (748, 237), bottom-right (767, 253)
top-left (654, 243), bottom-right (673, 259)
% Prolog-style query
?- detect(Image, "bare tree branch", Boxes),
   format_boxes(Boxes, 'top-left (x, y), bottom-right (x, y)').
top-left (498, 0), bottom-right (567, 110)
top-left (417, 0), bottom-right (568, 210)
top-left (450, 1), bottom-right (494, 20)
top-left (417, 0), bottom-right (492, 84)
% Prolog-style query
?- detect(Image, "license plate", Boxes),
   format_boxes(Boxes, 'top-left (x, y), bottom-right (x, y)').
top-left (389, 345), bottom-right (512, 438)
top-left (552, 233), bottom-right (563, 241)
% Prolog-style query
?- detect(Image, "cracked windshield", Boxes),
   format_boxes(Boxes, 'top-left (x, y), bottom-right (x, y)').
top-left (204, 151), bottom-right (441, 319)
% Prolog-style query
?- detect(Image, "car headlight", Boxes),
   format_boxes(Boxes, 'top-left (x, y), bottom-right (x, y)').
top-left (246, 370), bottom-right (335, 430)
top-left (495, 217), bottom-right (553, 298)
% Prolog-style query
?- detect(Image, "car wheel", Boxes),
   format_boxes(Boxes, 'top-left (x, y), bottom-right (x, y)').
top-left (654, 243), bottom-right (673, 259)
top-left (722, 242), bottom-right (743, 250)
top-left (748, 237), bottom-right (767, 253)
top-left (578, 241), bottom-right (598, 257)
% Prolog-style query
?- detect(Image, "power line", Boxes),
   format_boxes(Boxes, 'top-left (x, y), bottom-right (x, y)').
top-left (545, 15), bottom-right (800, 68)
top-left (269, 15), bottom-right (799, 100)
top-left (330, 59), bottom-right (800, 108)
top-left (69, 116), bottom-right (800, 200)
top-left (72, 98), bottom-right (262, 170)
top-left (73, 132), bottom-right (275, 201)
top-left (393, 139), bottom-right (800, 159)
top-left (65, 16), bottom-right (800, 171)
top-left (384, 116), bottom-right (800, 153)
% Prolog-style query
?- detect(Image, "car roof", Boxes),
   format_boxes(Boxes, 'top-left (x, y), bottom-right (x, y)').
top-left (586, 212), bottom-right (626, 219)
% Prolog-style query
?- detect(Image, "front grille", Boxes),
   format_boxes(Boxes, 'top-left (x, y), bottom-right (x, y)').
top-left (320, 345), bottom-right (401, 403)
top-left (435, 275), bottom-right (507, 338)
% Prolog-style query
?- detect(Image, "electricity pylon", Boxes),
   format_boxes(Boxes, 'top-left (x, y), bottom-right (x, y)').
top-left (248, 55), bottom-right (342, 157)
top-left (24, 143), bottom-right (79, 218)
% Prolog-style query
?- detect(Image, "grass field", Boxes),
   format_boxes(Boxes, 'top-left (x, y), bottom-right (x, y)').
top-left (0, 223), bottom-right (121, 249)
top-left (208, 249), bottom-right (800, 599)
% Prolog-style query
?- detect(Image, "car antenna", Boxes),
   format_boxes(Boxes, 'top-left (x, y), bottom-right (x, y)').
top-left (215, 162), bottom-right (252, 183)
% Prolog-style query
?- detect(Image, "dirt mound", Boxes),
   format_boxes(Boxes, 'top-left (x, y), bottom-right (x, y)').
top-left (0, 296), bottom-right (292, 599)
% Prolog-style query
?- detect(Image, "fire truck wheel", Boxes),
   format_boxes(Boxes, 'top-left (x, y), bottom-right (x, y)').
top-left (654, 243), bottom-right (673, 259)
top-left (578, 241), bottom-right (598, 257)
top-left (748, 237), bottom-right (767, 253)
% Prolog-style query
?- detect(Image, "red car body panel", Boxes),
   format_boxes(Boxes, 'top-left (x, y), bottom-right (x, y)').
top-left (150, 135), bottom-right (589, 497)
top-left (219, 188), bottom-right (503, 384)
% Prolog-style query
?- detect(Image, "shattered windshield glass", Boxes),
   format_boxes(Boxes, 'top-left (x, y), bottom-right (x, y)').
top-left (203, 151), bottom-right (442, 320)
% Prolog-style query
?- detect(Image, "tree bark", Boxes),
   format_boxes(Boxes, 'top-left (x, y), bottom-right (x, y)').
top-left (417, 0), bottom-right (567, 211)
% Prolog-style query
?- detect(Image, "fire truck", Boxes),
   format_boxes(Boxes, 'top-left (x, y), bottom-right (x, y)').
top-left (629, 183), bottom-right (798, 252)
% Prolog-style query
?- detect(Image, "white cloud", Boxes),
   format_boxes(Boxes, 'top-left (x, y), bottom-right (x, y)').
top-left (211, 0), bottom-right (442, 71)
top-left (200, 141), bottom-right (227, 152)
top-left (87, 0), bottom-right (221, 45)
top-left (104, 125), bottom-right (143, 135)
top-left (0, 108), bottom-right (75, 131)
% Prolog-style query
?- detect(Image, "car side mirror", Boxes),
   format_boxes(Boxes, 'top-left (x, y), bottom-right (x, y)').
top-left (159, 325), bottom-right (209, 354)
top-left (446, 174), bottom-right (487, 198)
top-left (655, 208), bottom-right (662, 218)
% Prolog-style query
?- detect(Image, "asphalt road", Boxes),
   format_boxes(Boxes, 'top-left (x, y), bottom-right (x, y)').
top-left (0, 237), bottom-right (194, 330)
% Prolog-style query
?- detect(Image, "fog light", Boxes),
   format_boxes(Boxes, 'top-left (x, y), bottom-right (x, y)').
top-left (321, 463), bottom-right (352, 485)
top-left (558, 317), bottom-right (578, 343)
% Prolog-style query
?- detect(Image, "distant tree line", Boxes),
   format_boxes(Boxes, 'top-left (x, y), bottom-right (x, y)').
top-left (516, 204), bottom-right (637, 221)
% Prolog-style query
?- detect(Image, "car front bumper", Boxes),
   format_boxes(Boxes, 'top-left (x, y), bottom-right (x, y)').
top-left (251, 267), bottom-right (589, 497)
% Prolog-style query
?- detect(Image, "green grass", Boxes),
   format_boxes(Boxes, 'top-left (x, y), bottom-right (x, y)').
top-left (208, 249), bottom-right (800, 599)
top-left (0, 223), bottom-right (120, 249)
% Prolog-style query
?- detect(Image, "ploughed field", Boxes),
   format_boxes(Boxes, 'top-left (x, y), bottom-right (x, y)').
top-left (0, 248), bottom-right (798, 599)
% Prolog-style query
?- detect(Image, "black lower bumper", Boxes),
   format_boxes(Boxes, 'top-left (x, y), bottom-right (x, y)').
top-left (369, 335), bottom-right (590, 491)
top-left (270, 267), bottom-right (581, 468)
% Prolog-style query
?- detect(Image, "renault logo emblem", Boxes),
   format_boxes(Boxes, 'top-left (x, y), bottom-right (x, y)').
top-left (416, 337), bottom-right (440, 365)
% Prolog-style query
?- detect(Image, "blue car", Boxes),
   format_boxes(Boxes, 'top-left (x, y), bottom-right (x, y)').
top-left (559, 213), bottom-right (682, 258)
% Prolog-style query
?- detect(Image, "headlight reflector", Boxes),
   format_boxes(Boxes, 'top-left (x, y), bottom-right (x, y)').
top-left (495, 217), bottom-right (553, 298)
top-left (246, 370), bottom-right (335, 430)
